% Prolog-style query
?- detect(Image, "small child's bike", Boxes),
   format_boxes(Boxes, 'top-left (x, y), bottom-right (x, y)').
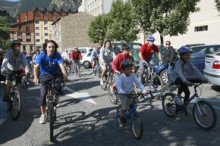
top-left (116, 92), bottom-right (144, 140)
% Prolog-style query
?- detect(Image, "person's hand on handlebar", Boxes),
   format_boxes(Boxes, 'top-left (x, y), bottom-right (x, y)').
top-left (115, 70), bottom-right (120, 75)
top-left (142, 90), bottom-right (149, 96)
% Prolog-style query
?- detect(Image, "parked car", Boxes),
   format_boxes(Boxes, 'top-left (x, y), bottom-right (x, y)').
top-left (80, 51), bottom-right (93, 69)
top-left (190, 45), bottom-right (220, 72)
top-left (204, 51), bottom-right (220, 86)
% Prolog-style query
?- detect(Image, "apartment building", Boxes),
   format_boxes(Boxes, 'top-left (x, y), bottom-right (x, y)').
top-left (10, 8), bottom-right (77, 52)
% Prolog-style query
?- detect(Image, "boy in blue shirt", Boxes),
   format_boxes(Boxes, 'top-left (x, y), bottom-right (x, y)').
top-left (33, 40), bottom-right (68, 124)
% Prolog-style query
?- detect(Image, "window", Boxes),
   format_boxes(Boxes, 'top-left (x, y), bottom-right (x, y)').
top-left (26, 23), bottom-right (30, 31)
top-left (35, 21), bottom-right (39, 24)
top-left (44, 27), bottom-right (48, 30)
top-left (44, 21), bottom-right (48, 24)
top-left (23, 46), bottom-right (26, 51)
top-left (36, 33), bottom-right (40, 36)
top-left (35, 12), bottom-right (39, 18)
top-left (18, 26), bottom-right (21, 31)
top-left (26, 33), bottom-right (31, 42)
top-left (44, 33), bottom-right (48, 36)
top-left (36, 39), bottom-right (40, 42)
top-left (194, 25), bottom-right (208, 32)
top-left (36, 27), bottom-right (39, 30)
top-left (30, 45), bottom-right (33, 51)
top-left (45, 39), bottom-right (48, 42)
top-left (43, 13), bottom-right (48, 19)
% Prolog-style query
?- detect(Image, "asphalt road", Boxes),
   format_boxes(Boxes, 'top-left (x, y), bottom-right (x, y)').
top-left (0, 68), bottom-right (220, 146)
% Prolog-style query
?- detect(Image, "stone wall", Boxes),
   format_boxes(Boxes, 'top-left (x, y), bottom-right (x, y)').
top-left (60, 12), bottom-right (98, 49)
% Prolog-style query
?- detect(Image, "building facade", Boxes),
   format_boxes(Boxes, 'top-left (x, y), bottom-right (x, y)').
top-left (51, 12), bottom-right (97, 51)
top-left (10, 8), bottom-right (77, 52)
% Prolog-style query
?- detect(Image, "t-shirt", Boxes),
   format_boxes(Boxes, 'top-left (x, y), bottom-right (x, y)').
top-left (36, 52), bottom-right (63, 75)
top-left (139, 43), bottom-right (159, 61)
top-left (111, 53), bottom-right (132, 73)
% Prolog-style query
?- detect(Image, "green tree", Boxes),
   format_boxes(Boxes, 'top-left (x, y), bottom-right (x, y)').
top-left (0, 16), bottom-right (11, 50)
top-left (216, 0), bottom-right (220, 11)
top-left (132, 0), bottom-right (200, 46)
top-left (88, 15), bottom-right (108, 45)
top-left (106, 0), bottom-right (139, 42)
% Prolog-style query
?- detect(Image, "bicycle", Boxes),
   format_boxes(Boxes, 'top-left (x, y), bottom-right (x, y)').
top-left (43, 78), bottom-right (63, 142)
top-left (100, 64), bottom-right (113, 90)
top-left (7, 73), bottom-right (23, 120)
top-left (73, 60), bottom-right (81, 77)
top-left (135, 61), bottom-right (164, 99)
top-left (108, 74), bottom-right (119, 105)
top-left (162, 83), bottom-right (217, 130)
top-left (116, 92), bottom-right (144, 140)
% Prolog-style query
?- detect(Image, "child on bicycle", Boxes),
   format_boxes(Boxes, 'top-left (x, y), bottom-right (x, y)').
top-left (170, 46), bottom-right (208, 106)
top-left (116, 60), bottom-right (148, 125)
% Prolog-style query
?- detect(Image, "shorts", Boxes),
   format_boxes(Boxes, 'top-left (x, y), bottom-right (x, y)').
top-left (6, 68), bottom-right (22, 83)
top-left (100, 62), bottom-right (106, 70)
top-left (119, 90), bottom-right (138, 110)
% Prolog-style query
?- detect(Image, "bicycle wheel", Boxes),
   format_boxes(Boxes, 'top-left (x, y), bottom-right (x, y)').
top-left (48, 102), bottom-right (54, 142)
top-left (131, 113), bottom-right (143, 140)
top-left (101, 74), bottom-right (108, 90)
top-left (11, 90), bottom-right (21, 120)
top-left (108, 78), bottom-right (118, 104)
top-left (162, 93), bottom-right (177, 118)
top-left (192, 100), bottom-right (217, 130)
top-left (135, 67), bottom-right (148, 85)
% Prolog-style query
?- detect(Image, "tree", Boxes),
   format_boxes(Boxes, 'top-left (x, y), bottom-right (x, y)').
top-left (106, 0), bottom-right (139, 42)
top-left (88, 15), bottom-right (108, 45)
top-left (131, 0), bottom-right (200, 46)
top-left (216, 0), bottom-right (220, 11)
top-left (0, 16), bottom-right (11, 50)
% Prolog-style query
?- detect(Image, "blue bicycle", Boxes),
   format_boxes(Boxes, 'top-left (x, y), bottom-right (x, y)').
top-left (116, 92), bottom-right (143, 140)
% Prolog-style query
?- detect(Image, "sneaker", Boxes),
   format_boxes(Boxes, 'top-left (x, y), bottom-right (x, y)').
top-left (100, 79), bottom-right (104, 85)
top-left (118, 117), bottom-right (126, 128)
top-left (39, 114), bottom-right (46, 124)
top-left (174, 95), bottom-right (183, 105)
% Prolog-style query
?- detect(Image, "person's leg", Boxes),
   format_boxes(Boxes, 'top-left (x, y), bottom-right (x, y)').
top-left (3, 79), bottom-right (10, 101)
top-left (111, 73), bottom-right (119, 93)
top-left (139, 60), bottom-right (144, 83)
top-left (119, 94), bottom-right (129, 123)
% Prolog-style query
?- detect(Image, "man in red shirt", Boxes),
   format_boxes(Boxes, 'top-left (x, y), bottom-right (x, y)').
top-left (111, 44), bottom-right (133, 93)
top-left (139, 36), bottom-right (162, 83)
top-left (71, 47), bottom-right (82, 75)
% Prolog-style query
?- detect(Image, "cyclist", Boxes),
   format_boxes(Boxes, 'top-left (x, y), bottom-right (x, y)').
top-left (116, 60), bottom-right (148, 125)
top-left (1, 40), bottom-right (29, 102)
top-left (33, 49), bottom-right (40, 64)
top-left (0, 48), bottom-right (5, 82)
top-left (111, 44), bottom-right (133, 93)
top-left (33, 40), bottom-right (68, 124)
top-left (139, 36), bottom-right (162, 83)
top-left (162, 40), bottom-right (177, 82)
top-left (170, 46), bottom-right (208, 106)
top-left (99, 40), bottom-right (116, 85)
top-left (91, 45), bottom-right (101, 73)
top-left (71, 47), bottom-right (82, 74)
top-left (61, 49), bottom-right (71, 71)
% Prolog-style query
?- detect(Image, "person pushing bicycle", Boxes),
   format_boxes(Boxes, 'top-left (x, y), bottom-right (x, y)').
top-left (170, 46), bottom-right (208, 107)
top-left (33, 40), bottom-right (68, 124)
top-left (116, 60), bottom-right (148, 125)
top-left (1, 40), bottom-right (29, 102)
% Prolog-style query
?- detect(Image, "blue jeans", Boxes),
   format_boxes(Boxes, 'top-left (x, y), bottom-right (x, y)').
top-left (166, 65), bottom-right (173, 75)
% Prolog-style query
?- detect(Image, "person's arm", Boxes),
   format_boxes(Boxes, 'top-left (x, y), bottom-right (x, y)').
top-left (111, 55), bottom-right (120, 73)
top-left (157, 52), bottom-right (162, 62)
top-left (59, 64), bottom-right (68, 81)
top-left (139, 45), bottom-right (145, 61)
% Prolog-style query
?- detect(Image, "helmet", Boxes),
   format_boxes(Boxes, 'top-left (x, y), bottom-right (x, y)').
top-left (147, 36), bottom-right (155, 42)
top-left (11, 40), bottom-right (21, 48)
top-left (178, 46), bottom-right (192, 56)
top-left (121, 60), bottom-right (134, 70)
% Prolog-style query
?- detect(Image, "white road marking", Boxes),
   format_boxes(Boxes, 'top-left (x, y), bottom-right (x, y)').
top-left (64, 86), bottom-right (96, 105)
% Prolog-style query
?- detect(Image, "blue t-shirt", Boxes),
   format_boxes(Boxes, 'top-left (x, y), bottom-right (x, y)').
top-left (36, 52), bottom-right (63, 75)
top-left (25, 55), bottom-right (33, 63)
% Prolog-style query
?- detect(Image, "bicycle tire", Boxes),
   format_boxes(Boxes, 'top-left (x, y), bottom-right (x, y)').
top-left (11, 90), bottom-right (21, 120)
top-left (192, 100), bottom-right (217, 130)
top-left (131, 113), bottom-right (143, 140)
top-left (49, 102), bottom-right (54, 142)
top-left (108, 78), bottom-right (118, 105)
top-left (162, 93), bottom-right (177, 118)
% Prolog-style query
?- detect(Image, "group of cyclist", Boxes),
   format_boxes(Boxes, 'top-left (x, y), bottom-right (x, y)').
top-left (0, 35), bottom-right (209, 125)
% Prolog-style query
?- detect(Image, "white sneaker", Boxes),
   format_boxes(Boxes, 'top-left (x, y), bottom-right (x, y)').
top-left (100, 79), bottom-right (104, 85)
top-left (39, 114), bottom-right (46, 124)
top-left (56, 96), bottom-right (60, 107)
top-left (174, 95), bottom-right (183, 105)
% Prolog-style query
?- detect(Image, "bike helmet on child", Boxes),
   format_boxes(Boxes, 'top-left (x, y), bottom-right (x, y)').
top-left (147, 36), bottom-right (155, 42)
top-left (121, 60), bottom-right (134, 70)
top-left (11, 40), bottom-right (21, 48)
top-left (178, 46), bottom-right (192, 56)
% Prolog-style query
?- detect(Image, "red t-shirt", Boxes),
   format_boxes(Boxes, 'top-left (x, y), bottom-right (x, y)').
top-left (112, 53), bottom-right (132, 73)
top-left (139, 43), bottom-right (159, 61)
top-left (71, 51), bottom-right (82, 60)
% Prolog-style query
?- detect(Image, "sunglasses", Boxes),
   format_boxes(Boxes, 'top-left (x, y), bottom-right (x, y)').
top-left (166, 44), bottom-right (170, 45)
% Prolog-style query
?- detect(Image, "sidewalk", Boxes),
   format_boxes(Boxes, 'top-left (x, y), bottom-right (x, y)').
top-left (0, 83), bottom-right (7, 125)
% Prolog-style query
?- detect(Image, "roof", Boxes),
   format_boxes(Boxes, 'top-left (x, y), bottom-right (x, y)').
top-left (33, 7), bottom-right (78, 13)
